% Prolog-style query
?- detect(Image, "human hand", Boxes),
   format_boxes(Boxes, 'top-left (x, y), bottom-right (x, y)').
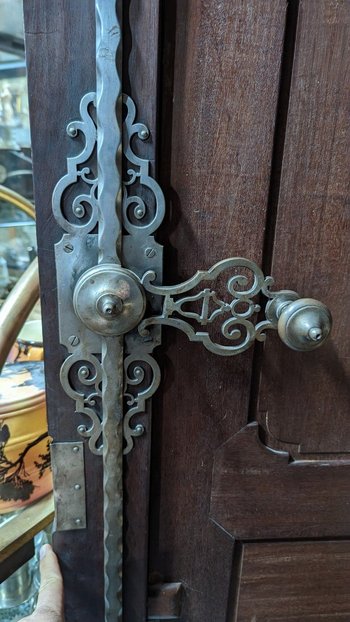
top-left (19, 544), bottom-right (64, 622)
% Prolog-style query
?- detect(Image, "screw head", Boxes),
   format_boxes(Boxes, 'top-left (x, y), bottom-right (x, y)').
top-left (64, 243), bottom-right (74, 253)
top-left (73, 446), bottom-right (80, 453)
top-left (68, 335), bottom-right (80, 347)
top-left (135, 206), bottom-right (144, 219)
top-left (74, 483), bottom-right (81, 491)
top-left (145, 247), bottom-right (156, 258)
top-left (75, 518), bottom-right (82, 525)
top-left (77, 425), bottom-right (85, 434)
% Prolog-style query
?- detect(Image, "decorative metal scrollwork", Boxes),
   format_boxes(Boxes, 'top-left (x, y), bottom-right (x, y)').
top-left (123, 353), bottom-right (161, 454)
top-left (140, 257), bottom-right (275, 356)
top-left (59, 353), bottom-right (103, 456)
top-left (52, 92), bottom-right (98, 235)
top-left (123, 94), bottom-right (165, 236)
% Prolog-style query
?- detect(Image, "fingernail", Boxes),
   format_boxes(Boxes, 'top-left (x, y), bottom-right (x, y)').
top-left (40, 544), bottom-right (50, 560)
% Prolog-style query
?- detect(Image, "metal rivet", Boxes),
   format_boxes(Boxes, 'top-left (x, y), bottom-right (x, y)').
top-left (68, 335), bottom-right (80, 347)
top-left (75, 518), bottom-right (82, 525)
top-left (64, 243), bottom-right (74, 253)
top-left (67, 125), bottom-right (77, 137)
top-left (73, 446), bottom-right (80, 453)
top-left (77, 425), bottom-right (85, 433)
top-left (74, 205), bottom-right (85, 218)
top-left (135, 207), bottom-right (144, 219)
top-left (74, 484), bottom-right (81, 491)
top-left (145, 247), bottom-right (156, 259)
top-left (134, 424), bottom-right (145, 436)
top-left (139, 128), bottom-right (149, 140)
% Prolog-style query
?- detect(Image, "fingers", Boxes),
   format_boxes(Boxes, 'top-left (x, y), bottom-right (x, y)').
top-left (33, 544), bottom-right (64, 621)
top-left (18, 544), bottom-right (64, 622)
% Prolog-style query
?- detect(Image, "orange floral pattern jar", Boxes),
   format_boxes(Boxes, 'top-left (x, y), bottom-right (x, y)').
top-left (0, 361), bottom-right (52, 513)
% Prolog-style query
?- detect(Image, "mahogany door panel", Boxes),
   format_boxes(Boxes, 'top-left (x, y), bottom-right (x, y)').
top-left (256, 0), bottom-right (350, 457)
top-left (122, 3), bottom-right (161, 619)
top-left (149, 2), bottom-right (287, 621)
top-left (236, 541), bottom-right (350, 621)
top-left (211, 422), bottom-right (350, 539)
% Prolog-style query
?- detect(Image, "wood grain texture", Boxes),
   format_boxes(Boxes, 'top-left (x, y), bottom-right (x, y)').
top-left (123, 2), bottom-right (161, 620)
top-left (148, 582), bottom-right (183, 620)
top-left (211, 423), bottom-right (350, 539)
top-left (256, 0), bottom-right (350, 457)
top-left (149, 2), bottom-right (287, 620)
top-left (236, 540), bottom-right (350, 621)
top-left (23, 3), bottom-right (104, 621)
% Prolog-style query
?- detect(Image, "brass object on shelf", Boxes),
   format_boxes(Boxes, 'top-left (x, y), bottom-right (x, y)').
top-left (0, 185), bottom-right (35, 220)
top-left (0, 257), bottom-right (39, 370)
top-left (0, 184), bottom-right (39, 370)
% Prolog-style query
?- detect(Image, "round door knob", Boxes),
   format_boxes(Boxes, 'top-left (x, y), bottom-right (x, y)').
top-left (265, 292), bottom-right (332, 352)
top-left (278, 297), bottom-right (332, 351)
top-left (73, 264), bottom-right (146, 336)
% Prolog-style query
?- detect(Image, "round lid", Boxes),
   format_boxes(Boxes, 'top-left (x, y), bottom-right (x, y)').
top-left (0, 361), bottom-right (46, 414)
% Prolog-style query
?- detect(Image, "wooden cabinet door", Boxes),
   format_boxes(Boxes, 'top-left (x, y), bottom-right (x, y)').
top-left (24, 1), bottom-right (350, 621)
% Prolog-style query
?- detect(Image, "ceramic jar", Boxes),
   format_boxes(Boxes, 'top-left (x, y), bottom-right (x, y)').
top-left (0, 361), bottom-right (52, 513)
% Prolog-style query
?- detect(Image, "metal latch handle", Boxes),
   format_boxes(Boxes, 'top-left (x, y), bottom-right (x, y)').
top-left (73, 262), bottom-right (332, 354)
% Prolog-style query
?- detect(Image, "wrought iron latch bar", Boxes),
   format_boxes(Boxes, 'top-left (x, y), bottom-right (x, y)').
top-left (96, 1), bottom-right (123, 619)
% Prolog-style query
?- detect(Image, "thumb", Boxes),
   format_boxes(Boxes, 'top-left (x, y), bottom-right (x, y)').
top-left (34, 544), bottom-right (64, 621)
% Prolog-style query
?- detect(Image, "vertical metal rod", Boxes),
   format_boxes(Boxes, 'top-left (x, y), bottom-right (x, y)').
top-left (95, 1), bottom-right (123, 620)
top-left (101, 337), bottom-right (123, 622)
top-left (96, 0), bottom-right (123, 266)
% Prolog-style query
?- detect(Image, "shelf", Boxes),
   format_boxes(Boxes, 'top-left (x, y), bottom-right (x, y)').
top-left (0, 493), bottom-right (54, 581)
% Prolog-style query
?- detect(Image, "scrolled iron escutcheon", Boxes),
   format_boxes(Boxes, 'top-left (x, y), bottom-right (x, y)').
top-left (73, 260), bottom-right (332, 352)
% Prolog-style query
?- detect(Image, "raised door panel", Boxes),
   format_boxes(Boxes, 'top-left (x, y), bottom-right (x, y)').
top-left (257, 0), bottom-right (350, 457)
top-left (236, 541), bottom-right (350, 621)
top-left (211, 0), bottom-right (350, 544)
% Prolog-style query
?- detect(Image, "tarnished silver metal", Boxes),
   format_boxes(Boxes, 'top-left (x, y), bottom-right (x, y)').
top-left (139, 258), bottom-right (274, 356)
top-left (73, 264), bottom-right (146, 336)
top-left (60, 351), bottom-right (103, 455)
top-left (139, 262), bottom-right (332, 355)
top-left (52, 92), bottom-right (98, 235)
top-left (54, 90), bottom-right (164, 456)
top-left (122, 94), bottom-right (165, 238)
top-left (95, 0), bottom-right (123, 619)
top-left (50, 442), bottom-right (86, 531)
top-left (121, 91), bottom-right (165, 454)
top-left (123, 353), bottom-right (161, 454)
top-left (266, 294), bottom-right (332, 351)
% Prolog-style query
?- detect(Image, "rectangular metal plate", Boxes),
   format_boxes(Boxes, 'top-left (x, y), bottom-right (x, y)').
top-left (51, 442), bottom-right (87, 531)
